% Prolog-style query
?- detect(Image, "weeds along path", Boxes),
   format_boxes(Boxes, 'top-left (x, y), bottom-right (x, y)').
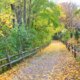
top-left (0, 41), bottom-right (80, 80)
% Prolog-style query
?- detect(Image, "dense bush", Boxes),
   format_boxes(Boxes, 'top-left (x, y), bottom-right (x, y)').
top-left (0, 25), bottom-right (53, 58)
top-left (60, 29), bottom-right (71, 42)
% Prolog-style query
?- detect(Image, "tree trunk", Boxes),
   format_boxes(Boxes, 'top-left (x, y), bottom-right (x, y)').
top-left (23, 0), bottom-right (27, 28)
top-left (16, 5), bottom-right (22, 27)
top-left (27, 0), bottom-right (31, 27)
top-left (11, 2), bottom-right (22, 27)
top-left (10, 4), bottom-right (16, 28)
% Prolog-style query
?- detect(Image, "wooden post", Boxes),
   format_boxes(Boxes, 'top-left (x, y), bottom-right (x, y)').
top-left (67, 43), bottom-right (70, 51)
top-left (0, 61), bottom-right (3, 73)
top-left (6, 54), bottom-right (12, 68)
top-left (74, 49), bottom-right (77, 58)
top-left (71, 45), bottom-right (77, 58)
top-left (72, 46), bottom-right (74, 53)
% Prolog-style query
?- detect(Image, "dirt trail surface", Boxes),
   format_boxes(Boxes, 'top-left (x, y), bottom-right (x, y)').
top-left (0, 41), bottom-right (80, 80)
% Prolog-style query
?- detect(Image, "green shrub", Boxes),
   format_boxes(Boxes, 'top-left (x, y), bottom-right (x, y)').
top-left (61, 30), bottom-right (71, 42)
top-left (0, 25), bottom-right (53, 58)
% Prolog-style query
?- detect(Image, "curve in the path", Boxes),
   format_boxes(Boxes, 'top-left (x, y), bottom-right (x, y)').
top-left (0, 41), bottom-right (80, 80)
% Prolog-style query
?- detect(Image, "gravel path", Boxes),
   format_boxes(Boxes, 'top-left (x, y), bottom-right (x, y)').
top-left (0, 41), bottom-right (80, 80)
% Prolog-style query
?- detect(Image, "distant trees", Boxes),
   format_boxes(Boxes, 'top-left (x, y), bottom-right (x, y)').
top-left (60, 2), bottom-right (80, 42)
top-left (60, 3), bottom-right (78, 29)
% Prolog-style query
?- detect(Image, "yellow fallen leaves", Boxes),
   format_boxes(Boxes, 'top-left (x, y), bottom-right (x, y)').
top-left (42, 41), bottom-right (66, 53)
top-left (0, 41), bottom-right (80, 80)
top-left (50, 56), bottom-right (80, 80)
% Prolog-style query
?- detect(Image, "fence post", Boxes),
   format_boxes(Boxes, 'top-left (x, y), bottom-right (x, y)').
top-left (74, 49), bottom-right (77, 58)
top-left (0, 61), bottom-right (3, 73)
top-left (6, 54), bottom-right (12, 68)
top-left (71, 45), bottom-right (77, 58)
top-left (67, 43), bottom-right (70, 51)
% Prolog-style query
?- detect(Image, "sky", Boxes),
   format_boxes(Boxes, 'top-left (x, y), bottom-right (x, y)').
top-left (53, 0), bottom-right (80, 6)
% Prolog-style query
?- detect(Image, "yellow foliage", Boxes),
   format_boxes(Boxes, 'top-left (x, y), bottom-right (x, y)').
top-left (58, 4), bottom-right (66, 19)
top-left (0, 12), bottom-right (13, 28)
top-left (53, 24), bottom-right (64, 34)
top-left (60, 11), bottom-right (66, 19)
top-left (0, 30), bottom-right (4, 37)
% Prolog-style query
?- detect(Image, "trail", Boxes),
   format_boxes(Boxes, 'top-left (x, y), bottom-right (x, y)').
top-left (0, 41), bottom-right (80, 80)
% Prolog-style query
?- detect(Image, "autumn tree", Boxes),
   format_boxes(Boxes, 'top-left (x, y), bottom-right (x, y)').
top-left (60, 2), bottom-right (78, 29)
top-left (60, 2), bottom-right (80, 42)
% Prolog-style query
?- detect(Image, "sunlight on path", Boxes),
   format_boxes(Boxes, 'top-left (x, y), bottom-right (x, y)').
top-left (0, 41), bottom-right (80, 80)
